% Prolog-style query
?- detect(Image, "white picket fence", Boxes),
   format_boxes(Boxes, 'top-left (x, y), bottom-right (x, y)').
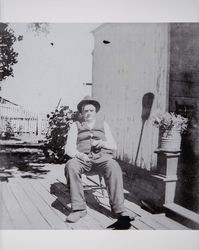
top-left (0, 104), bottom-right (49, 136)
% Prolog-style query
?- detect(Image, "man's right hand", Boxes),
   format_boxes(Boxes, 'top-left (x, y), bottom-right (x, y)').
top-left (75, 152), bottom-right (91, 163)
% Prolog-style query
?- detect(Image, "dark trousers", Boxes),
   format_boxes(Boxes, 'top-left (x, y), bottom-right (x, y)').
top-left (65, 155), bottom-right (125, 213)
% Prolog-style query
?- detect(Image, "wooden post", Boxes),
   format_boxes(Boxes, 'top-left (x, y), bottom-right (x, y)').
top-left (154, 149), bottom-right (181, 205)
top-left (36, 114), bottom-right (42, 136)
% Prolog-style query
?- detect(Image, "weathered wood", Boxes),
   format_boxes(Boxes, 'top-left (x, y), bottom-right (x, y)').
top-left (43, 176), bottom-right (113, 229)
top-left (91, 181), bottom-right (168, 230)
top-left (0, 188), bottom-right (14, 229)
top-left (38, 175), bottom-right (91, 229)
top-left (51, 165), bottom-right (180, 230)
top-left (54, 195), bottom-right (103, 230)
top-left (18, 178), bottom-right (68, 229)
top-left (79, 209), bottom-right (105, 229)
top-left (27, 178), bottom-right (71, 229)
top-left (0, 162), bottom-right (190, 230)
top-left (138, 215), bottom-right (168, 230)
top-left (165, 203), bottom-right (199, 228)
top-left (152, 214), bottom-right (189, 230)
top-left (130, 218), bottom-right (154, 230)
top-left (39, 164), bottom-right (115, 228)
top-left (92, 23), bottom-right (169, 169)
top-left (8, 178), bottom-right (51, 229)
top-left (169, 23), bottom-right (199, 214)
top-left (0, 181), bottom-right (31, 229)
top-left (39, 177), bottom-right (97, 230)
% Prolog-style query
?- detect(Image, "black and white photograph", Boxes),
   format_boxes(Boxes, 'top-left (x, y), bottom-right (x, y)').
top-left (0, 1), bottom-right (199, 250)
top-left (0, 22), bottom-right (199, 231)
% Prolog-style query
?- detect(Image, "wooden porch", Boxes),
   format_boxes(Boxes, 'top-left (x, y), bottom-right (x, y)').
top-left (0, 156), bottom-right (189, 230)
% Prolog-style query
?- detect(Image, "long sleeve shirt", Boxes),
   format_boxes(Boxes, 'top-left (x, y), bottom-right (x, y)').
top-left (65, 121), bottom-right (117, 158)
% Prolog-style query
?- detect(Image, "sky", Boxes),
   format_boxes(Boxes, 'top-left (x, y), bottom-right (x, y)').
top-left (1, 23), bottom-right (100, 114)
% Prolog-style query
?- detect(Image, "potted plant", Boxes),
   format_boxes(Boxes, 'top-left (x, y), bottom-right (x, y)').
top-left (152, 112), bottom-right (188, 151)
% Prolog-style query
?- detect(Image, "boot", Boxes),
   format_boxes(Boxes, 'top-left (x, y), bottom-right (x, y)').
top-left (66, 210), bottom-right (87, 223)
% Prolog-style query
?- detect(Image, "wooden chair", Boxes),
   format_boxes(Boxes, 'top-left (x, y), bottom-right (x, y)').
top-left (56, 173), bottom-right (106, 197)
top-left (84, 174), bottom-right (106, 197)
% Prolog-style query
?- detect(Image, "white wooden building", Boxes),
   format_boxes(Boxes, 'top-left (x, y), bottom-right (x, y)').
top-left (92, 23), bottom-right (169, 170)
top-left (91, 23), bottom-right (199, 225)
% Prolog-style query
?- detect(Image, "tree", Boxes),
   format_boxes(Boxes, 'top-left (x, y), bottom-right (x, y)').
top-left (0, 23), bottom-right (22, 82)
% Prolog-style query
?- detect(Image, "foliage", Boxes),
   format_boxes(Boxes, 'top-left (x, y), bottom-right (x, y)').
top-left (0, 120), bottom-right (14, 139)
top-left (0, 23), bottom-right (23, 81)
top-left (43, 105), bottom-right (80, 163)
top-left (5, 120), bottom-right (15, 139)
top-left (152, 112), bottom-right (188, 134)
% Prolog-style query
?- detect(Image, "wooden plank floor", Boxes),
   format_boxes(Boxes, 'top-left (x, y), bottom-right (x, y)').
top-left (0, 163), bottom-right (189, 230)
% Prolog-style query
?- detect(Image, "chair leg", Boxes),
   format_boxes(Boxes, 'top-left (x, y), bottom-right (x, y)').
top-left (99, 175), bottom-right (104, 197)
top-left (85, 175), bottom-right (105, 197)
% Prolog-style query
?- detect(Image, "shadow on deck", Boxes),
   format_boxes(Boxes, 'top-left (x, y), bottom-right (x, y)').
top-left (50, 180), bottom-right (133, 230)
top-left (0, 145), bottom-right (190, 230)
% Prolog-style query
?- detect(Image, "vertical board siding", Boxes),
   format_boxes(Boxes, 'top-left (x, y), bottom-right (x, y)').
top-left (92, 24), bottom-right (169, 170)
top-left (170, 23), bottom-right (199, 158)
top-left (169, 24), bottom-right (199, 213)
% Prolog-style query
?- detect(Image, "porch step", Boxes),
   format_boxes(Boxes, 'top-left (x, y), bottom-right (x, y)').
top-left (0, 142), bottom-right (44, 149)
top-left (164, 203), bottom-right (199, 229)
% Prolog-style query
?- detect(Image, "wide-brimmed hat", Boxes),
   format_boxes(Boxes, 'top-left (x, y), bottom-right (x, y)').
top-left (77, 96), bottom-right (101, 113)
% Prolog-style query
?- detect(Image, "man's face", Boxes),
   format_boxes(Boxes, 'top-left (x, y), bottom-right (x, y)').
top-left (82, 104), bottom-right (97, 121)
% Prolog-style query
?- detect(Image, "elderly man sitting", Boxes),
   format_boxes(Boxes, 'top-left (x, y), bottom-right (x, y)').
top-left (64, 96), bottom-right (133, 223)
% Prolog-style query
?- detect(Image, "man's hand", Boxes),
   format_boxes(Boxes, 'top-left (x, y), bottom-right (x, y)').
top-left (91, 139), bottom-right (105, 149)
top-left (75, 152), bottom-right (91, 163)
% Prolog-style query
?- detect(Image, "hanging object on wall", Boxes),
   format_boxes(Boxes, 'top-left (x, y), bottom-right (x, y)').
top-left (134, 92), bottom-right (155, 166)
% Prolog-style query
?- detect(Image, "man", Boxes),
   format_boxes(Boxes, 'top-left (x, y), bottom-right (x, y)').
top-left (65, 96), bottom-right (133, 223)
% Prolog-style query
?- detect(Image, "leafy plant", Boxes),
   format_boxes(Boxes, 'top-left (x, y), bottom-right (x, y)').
top-left (0, 23), bottom-right (23, 82)
top-left (152, 112), bottom-right (188, 134)
top-left (43, 105), bottom-right (80, 163)
top-left (0, 120), bottom-right (15, 139)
